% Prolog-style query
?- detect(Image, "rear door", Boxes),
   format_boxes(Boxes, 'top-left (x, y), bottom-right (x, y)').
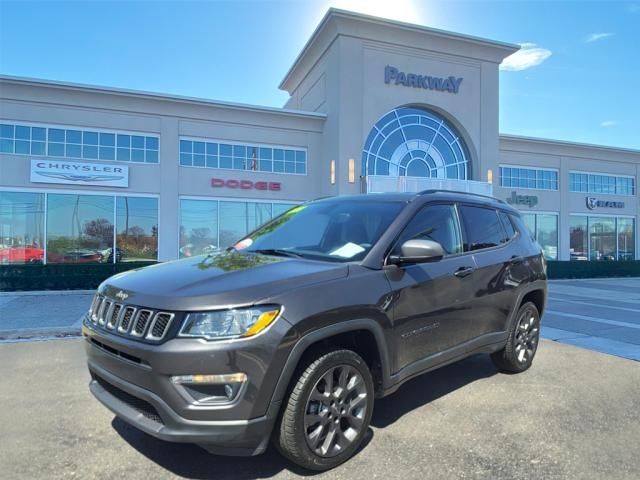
top-left (385, 203), bottom-right (478, 371)
top-left (457, 205), bottom-right (521, 337)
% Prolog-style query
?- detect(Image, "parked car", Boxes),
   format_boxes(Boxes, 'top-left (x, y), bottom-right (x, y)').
top-left (100, 247), bottom-right (124, 263)
top-left (0, 245), bottom-right (44, 264)
top-left (83, 191), bottom-right (547, 471)
top-left (58, 249), bottom-right (103, 263)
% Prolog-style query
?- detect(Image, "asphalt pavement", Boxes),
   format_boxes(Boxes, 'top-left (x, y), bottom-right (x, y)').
top-left (0, 337), bottom-right (638, 479)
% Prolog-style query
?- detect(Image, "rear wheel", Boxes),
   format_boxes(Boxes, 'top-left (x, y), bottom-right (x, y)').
top-left (491, 301), bottom-right (540, 373)
top-left (275, 349), bottom-right (374, 471)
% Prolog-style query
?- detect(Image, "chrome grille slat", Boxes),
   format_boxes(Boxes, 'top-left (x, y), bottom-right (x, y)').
top-left (146, 312), bottom-right (175, 341)
top-left (131, 309), bottom-right (153, 337)
top-left (106, 304), bottom-right (123, 329)
top-left (98, 300), bottom-right (111, 325)
top-left (88, 295), bottom-right (174, 342)
top-left (118, 306), bottom-right (137, 334)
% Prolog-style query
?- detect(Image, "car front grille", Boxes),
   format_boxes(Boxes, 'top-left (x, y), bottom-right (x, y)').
top-left (87, 294), bottom-right (175, 342)
top-left (91, 372), bottom-right (164, 425)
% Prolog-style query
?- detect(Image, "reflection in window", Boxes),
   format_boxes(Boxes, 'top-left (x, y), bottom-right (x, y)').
top-left (569, 217), bottom-right (588, 261)
top-left (179, 199), bottom-right (219, 258)
top-left (0, 192), bottom-right (45, 264)
top-left (522, 213), bottom-right (558, 260)
top-left (116, 197), bottom-right (158, 262)
top-left (179, 139), bottom-right (307, 174)
top-left (0, 122), bottom-right (159, 163)
top-left (589, 217), bottom-right (616, 261)
top-left (219, 201), bottom-right (272, 248)
top-left (570, 215), bottom-right (635, 261)
top-left (459, 206), bottom-right (504, 251)
top-left (46, 194), bottom-right (114, 263)
top-left (617, 218), bottom-right (635, 261)
top-left (569, 172), bottom-right (635, 196)
top-left (395, 204), bottom-right (462, 255)
top-left (179, 199), bottom-right (298, 256)
top-left (499, 166), bottom-right (558, 190)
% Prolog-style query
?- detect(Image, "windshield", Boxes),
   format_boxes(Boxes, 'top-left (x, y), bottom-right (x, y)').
top-left (233, 199), bottom-right (404, 262)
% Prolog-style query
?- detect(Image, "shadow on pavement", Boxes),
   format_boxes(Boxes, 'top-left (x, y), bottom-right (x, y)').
top-left (371, 353), bottom-right (497, 428)
top-left (111, 354), bottom-right (494, 478)
top-left (112, 417), bottom-right (373, 479)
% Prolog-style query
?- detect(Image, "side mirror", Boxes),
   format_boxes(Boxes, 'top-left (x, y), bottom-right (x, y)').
top-left (389, 239), bottom-right (445, 265)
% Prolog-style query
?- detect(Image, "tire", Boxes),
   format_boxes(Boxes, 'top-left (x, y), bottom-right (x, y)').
top-left (491, 301), bottom-right (541, 373)
top-left (275, 349), bottom-right (374, 471)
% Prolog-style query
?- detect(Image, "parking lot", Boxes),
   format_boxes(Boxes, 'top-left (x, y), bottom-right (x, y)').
top-left (0, 278), bottom-right (639, 479)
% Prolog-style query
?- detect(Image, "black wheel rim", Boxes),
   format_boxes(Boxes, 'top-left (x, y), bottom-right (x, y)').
top-left (303, 365), bottom-right (368, 458)
top-left (514, 307), bottom-right (539, 364)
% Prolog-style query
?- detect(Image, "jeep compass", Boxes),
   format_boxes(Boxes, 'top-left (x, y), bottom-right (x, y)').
top-left (83, 190), bottom-right (547, 471)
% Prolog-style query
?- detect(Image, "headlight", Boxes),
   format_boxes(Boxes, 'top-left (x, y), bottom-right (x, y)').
top-left (179, 305), bottom-right (281, 340)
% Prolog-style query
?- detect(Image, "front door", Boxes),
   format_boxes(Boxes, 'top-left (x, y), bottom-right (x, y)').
top-left (385, 203), bottom-right (477, 371)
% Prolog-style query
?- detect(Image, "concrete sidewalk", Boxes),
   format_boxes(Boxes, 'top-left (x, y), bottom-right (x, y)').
top-left (0, 290), bottom-right (93, 340)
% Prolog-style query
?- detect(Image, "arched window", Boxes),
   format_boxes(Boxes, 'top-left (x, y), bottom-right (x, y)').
top-left (362, 107), bottom-right (469, 180)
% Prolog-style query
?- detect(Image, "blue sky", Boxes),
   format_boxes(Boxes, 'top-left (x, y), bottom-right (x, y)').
top-left (0, 0), bottom-right (638, 149)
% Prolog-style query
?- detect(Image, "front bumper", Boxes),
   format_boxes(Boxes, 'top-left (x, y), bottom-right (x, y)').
top-left (83, 316), bottom-right (294, 455)
top-left (89, 363), bottom-right (279, 455)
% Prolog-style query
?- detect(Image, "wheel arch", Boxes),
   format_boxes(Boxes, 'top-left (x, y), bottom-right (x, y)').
top-left (270, 319), bottom-right (392, 406)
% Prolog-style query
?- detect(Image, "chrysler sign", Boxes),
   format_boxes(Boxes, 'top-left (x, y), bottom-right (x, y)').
top-left (586, 197), bottom-right (624, 209)
top-left (384, 65), bottom-right (463, 94)
top-left (30, 160), bottom-right (129, 187)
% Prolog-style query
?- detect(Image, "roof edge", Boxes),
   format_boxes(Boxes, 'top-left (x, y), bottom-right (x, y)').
top-left (279, 7), bottom-right (520, 91)
top-left (499, 133), bottom-right (640, 156)
top-left (0, 74), bottom-right (327, 120)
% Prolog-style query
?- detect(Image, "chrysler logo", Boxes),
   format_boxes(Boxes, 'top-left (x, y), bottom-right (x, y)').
top-left (115, 290), bottom-right (129, 301)
top-left (35, 171), bottom-right (125, 183)
top-left (586, 197), bottom-right (598, 210)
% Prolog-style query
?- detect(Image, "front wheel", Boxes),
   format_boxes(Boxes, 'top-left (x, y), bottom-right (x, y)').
top-left (491, 301), bottom-right (540, 373)
top-left (275, 349), bottom-right (374, 471)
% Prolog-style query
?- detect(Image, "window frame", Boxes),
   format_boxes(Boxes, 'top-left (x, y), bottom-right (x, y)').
top-left (178, 136), bottom-right (308, 176)
top-left (568, 170), bottom-right (636, 196)
top-left (385, 201), bottom-right (466, 263)
top-left (499, 164), bottom-right (559, 191)
top-left (457, 203), bottom-right (515, 254)
top-left (0, 120), bottom-right (160, 165)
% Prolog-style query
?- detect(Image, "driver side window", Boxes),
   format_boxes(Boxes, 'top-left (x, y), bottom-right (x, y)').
top-left (394, 204), bottom-right (463, 256)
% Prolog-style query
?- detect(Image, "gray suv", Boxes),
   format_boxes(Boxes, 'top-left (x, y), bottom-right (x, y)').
top-left (84, 190), bottom-right (547, 471)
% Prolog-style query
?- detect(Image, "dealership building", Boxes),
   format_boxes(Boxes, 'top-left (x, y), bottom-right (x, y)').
top-left (1, 8), bottom-right (638, 267)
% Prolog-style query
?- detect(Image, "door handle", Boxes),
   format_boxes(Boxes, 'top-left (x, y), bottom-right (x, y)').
top-left (454, 266), bottom-right (475, 278)
top-left (509, 255), bottom-right (525, 265)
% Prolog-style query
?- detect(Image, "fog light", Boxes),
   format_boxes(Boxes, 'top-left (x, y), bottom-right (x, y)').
top-left (171, 373), bottom-right (247, 405)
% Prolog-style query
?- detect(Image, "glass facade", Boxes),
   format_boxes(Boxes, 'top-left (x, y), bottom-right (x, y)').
top-left (521, 213), bottom-right (559, 260)
top-left (179, 139), bottom-right (307, 174)
top-left (569, 172), bottom-right (635, 196)
top-left (362, 107), bottom-right (468, 179)
top-left (179, 199), bottom-right (296, 257)
top-left (0, 191), bottom-right (157, 264)
top-left (570, 215), bottom-right (635, 261)
top-left (0, 191), bottom-right (45, 264)
top-left (499, 166), bottom-right (558, 190)
top-left (0, 122), bottom-right (159, 163)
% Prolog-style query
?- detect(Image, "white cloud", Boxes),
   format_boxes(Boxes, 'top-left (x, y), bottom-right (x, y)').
top-left (601, 120), bottom-right (618, 128)
top-left (585, 32), bottom-right (615, 43)
top-left (500, 43), bottom-right (552, 71)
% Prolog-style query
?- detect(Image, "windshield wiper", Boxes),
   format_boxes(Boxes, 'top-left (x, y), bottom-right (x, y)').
top-left (249, 248), bottom-right (305, 259)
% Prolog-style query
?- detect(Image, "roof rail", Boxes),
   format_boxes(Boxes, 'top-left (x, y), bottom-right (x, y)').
top-left (416, 189), bottom-right (506, 204)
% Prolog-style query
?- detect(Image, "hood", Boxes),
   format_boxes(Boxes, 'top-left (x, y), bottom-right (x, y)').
top-left (100, 251), bottom-right (348, 311)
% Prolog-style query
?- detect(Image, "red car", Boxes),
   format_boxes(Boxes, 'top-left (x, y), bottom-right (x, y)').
top-left (0, 246), bottom-right (44, 264)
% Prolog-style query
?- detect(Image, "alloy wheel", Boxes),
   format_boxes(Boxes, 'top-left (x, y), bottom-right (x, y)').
top-left (514, 307), bottom-right (539, 364)
top-left (303, 365), bottom-right (368, 458)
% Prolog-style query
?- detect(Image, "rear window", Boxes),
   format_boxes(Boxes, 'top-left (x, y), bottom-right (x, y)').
top-left (498, 210), bottom-right (517, 242)
top-left (459, 205), bottom-right (505, 251)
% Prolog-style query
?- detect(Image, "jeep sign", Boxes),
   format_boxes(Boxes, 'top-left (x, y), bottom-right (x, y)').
top-left (506, 191), bottom-right (538, 208)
